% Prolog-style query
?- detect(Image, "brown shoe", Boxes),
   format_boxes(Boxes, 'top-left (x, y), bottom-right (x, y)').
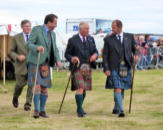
top-left (39, 111), bottom-right (49, 118)
top-left (33, 110), bottom-right (39, 118)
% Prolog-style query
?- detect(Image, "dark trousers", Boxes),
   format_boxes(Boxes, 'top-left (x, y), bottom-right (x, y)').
top-left (13, 75), bottom-right (33, 108)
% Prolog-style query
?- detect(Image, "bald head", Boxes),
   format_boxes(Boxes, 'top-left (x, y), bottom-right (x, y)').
top-left (79, 22), bottom-right (89, 36)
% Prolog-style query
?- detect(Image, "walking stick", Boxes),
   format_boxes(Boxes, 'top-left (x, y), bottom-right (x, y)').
top-left (58, 60), bottom-right (80, 114)
top-left (129, 49), bottom-right (138, 113)
top-left (30, 52), bottom-right (40, 117)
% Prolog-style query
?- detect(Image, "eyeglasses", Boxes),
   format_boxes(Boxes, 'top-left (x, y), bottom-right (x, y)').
top-left (23, 26), bottom-right (31, 28)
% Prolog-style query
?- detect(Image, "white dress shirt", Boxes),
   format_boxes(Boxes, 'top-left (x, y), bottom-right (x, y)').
top-left (23, 32), bottom-right (30, 43)
top-left (116, 32), bottom-right (123, 43)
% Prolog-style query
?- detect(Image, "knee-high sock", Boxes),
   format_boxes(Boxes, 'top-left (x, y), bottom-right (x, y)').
top-left (82, 93), bottom-right (86, 104)
top-left (114, 92), bottom-right (124, 112)
top-left (82, 93), bottom-right (86, 112)
top-left (121, 91), bottom-right (124, 99)
top-left (34, 94), bottom-right (40, 111)
top-left (40, 94), bottom-right (48, 112)
top-left (113, 92), bottom-right (119, 111)
top-left (75, 94), bottom-right (83, 113)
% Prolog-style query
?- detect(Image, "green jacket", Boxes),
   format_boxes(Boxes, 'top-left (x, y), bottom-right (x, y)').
top-left (27, 25), bottom-right (60, 66)
top-left (9, 33), bottom-right (28, 75)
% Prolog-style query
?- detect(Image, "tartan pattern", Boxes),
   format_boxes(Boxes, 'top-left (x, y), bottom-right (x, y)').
top-left (27, 63), bottom-right (51, 88)
top-left (71, 70), bottom-right (92, 91)
top-left (105, 69), bottom-right (132, 90)
top-left (34, 85), bottom-right (48, 96)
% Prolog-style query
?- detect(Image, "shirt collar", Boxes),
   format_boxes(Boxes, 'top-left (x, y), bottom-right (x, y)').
top-left (116, 32), bottom-right (123, 37)
top-left (79, 33), bottom-right (86, 42)
top-left (23, 32), bottom-right (30, 36)
top-left (44, 25), bottom-right (49, 33)
top-left (22, 32), bottom-right (30, 43)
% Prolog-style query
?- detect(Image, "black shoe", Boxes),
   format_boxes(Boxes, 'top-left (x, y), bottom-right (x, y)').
top-left (39, 111), bottom-right (49, 118)
top-left (119, 112), bottom-right (125, 117)
top-left (82, 109), bottom-right (87, 115)
top-left (12, 97), bottom-right (18, 108)
top-left (33, 110), bottom-right (39, 119)
top-left (77, 112), bottom-right (85, 118)
top-left (24, 106), bottom-right (31, 111)
top-left (112, 109), bottom-right (119, 114)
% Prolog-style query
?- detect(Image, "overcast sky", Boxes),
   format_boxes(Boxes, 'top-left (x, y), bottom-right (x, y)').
top-left (0, 0), bottom-right (163, 34)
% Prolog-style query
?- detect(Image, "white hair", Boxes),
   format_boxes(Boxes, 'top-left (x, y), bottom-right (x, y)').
top-left (79, 21), bottom-right (88, 29)
top-left (139, 35), bottom-right (145, 40)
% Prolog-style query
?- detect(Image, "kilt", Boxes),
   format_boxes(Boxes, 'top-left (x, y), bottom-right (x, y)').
top-left (71, 69), bottom-right (92, 91)
top-left (27, 63), bottom-right (51, 88)
top-left (105, 68), bottom-right (132, 90)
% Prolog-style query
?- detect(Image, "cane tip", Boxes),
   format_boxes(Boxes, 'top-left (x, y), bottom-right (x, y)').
top-left (4, 90), bottom-right (8, 93)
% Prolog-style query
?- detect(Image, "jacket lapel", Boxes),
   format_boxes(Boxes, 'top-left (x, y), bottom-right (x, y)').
top-left (19, 33), bottom-right (27, 49)
top-left (41, 26), bottom-right (50, 50)
top-left (123, 33), bottom-right (129, 51)
top-left (76, 34), bottom-right (85, 55)
top-left (51, 32), bottom-right (55, 50)
top-left (112, 35), bottom-right (121, 56)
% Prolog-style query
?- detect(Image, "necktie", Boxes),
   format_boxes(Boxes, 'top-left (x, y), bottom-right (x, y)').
top-left (48, 31), bottom-right (51, 42)
top-left (26, 35), bottom-right (28, 42)
top-left (83, 36), bottom-right (86, 45)
top-left (118, 35), bottom-right (121, 43)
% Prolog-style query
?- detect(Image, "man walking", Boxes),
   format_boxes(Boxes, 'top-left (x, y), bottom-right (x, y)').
top-left (10, 20), bottom-right (33, 111)
top-left (65, 22), bottom-right (98, 117)
top-left (27, 14), bottom-right (61, 118)
top-left (103, 20), bottom-right (138, 117)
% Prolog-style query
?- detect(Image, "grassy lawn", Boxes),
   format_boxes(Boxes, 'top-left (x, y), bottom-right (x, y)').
top-left (0, 69), bottom-right (163, 130)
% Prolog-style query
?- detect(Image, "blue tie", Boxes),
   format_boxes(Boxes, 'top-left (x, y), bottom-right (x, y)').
top-left (118, 35), bottom-right (121, 43)
top-left (26, 35), bottom-right (28, 42)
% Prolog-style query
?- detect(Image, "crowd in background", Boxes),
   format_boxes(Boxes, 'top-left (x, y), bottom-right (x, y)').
top-left (134, 35), bottom-right (163, 70)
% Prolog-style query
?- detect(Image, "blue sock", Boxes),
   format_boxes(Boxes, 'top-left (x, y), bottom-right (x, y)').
top-left (34, 94), bottom-right (40, 111)
top-left (40, 95), bottom-right (48, 112)
top-left (113, 92), bottom-right (119, 111)
top-left (121, 91), bottom-right (124, 99)
top-left (115, 92), bottom-right (124, 112)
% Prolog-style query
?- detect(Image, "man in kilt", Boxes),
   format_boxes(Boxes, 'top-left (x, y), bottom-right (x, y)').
top-left (103, 20), bottom-right (138, 117)
top-left (65, 22), bottom-right (98, 117)
top-left (27, 14), bottom-right (61, 118)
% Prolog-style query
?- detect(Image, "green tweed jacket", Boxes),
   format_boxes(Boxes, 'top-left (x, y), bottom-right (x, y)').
top-left (9, 33), bottom-right (28, 75)
top-left (27, 25), bottom-right (60, 66)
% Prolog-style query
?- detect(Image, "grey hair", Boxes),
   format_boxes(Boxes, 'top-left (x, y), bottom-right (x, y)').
top-left (21, 19), bottom-right (31, 27)
top-left (79, 21), bottom-right (88, 29)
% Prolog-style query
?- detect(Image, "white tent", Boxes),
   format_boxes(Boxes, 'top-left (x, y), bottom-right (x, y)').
top-left (0, 11), bottom-right (21, 85)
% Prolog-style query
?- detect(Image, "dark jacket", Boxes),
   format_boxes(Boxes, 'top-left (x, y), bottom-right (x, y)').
top-left (65, 34), bottom-right (98, 71)
top-left (103, 33), bottom-right (136, 72)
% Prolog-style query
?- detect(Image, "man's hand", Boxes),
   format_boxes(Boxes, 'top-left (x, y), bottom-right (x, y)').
top-left (134, 55), bottom-right (138, 63)
top-left (17, 55), bottom-right (26, 61)
top-left (105, 70), bottom-right (111, 77)
top-left (90, 54), bottom-right (97, 63)
top-left (72, 56), bottom-right (79, 64)
top-left (37, 46), bottom-right (44, 53)
top-left (57, 61), bottom-right (62, 67)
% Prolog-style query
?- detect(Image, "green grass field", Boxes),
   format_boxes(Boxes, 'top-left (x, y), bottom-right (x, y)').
top-left (0, 69), bottom-right (163, 130)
